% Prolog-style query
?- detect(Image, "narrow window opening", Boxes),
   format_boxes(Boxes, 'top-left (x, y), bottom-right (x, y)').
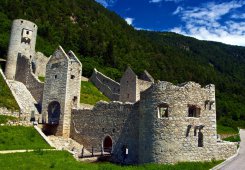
top-left (54, 75), bottom-right (57, 79)
top-left (71, 75), bottom-right (75, 79)
top-left (198, 131), bottom-right (203, 147)
top-left (26, 31), bottom-right (29, 35)
top-left (186, 125), bottom-right (192, 137)
top-left (21, 20), bottom-right (23, 24)
top-left (73, 96), bottom-right (77, 102)
top-left (127, 94), bottom-right (130, 98)
top-left (188, 105), bottom-right (201, 117)
top-left (209, 101), bottom-right (214, 110)
top-left (113, 128), bottom-right (115, 133)
top-left (158, 103), bottom-right (169, 118)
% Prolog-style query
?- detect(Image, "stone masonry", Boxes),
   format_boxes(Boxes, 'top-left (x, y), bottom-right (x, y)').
top-left (41, 46), bottom-right (81, 138)
top-left (3, 19), bottom-right (237, 165)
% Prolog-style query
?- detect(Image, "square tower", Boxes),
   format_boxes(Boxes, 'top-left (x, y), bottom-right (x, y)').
top-left (41, 46), bottom-right (82, 137)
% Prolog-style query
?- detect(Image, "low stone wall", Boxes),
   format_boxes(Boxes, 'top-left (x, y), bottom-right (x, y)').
top-left (90, 69), bottom-right (120, 101)
top-left (70, 101), bottom-right (139, 164)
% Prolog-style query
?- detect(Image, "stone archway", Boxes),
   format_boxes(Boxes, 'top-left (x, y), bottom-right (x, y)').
top-left (48, 101), bottom-right (61, 125)
top-left (103, 136), bottom-right (112, 153)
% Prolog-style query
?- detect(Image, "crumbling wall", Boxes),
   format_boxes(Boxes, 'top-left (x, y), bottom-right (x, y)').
top-left (90, 68), bottom-right (120, 101)
top-left (33, 51), bottom-right (49, 77)
top-left (139, 81), bottom-right (236, 164)
top-left (71, 101), bottom-right (139, 164)
top-left (15, 54), bottom-right (43, 105)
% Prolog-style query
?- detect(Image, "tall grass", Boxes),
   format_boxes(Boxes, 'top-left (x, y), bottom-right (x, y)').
top-left (0, 126), bottom-right (51, 150)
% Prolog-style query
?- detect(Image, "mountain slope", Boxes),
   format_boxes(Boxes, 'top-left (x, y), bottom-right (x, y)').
top-left (0, 0), bottom-right (245, 129)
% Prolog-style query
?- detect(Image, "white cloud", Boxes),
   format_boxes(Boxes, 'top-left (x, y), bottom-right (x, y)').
top-left (95, 0), bottom-right (117, 7)
top-left (171, 1), bottom-right (245, 46)
top-left (173, 6), bottom-right (183, 15)
top-left (125, 17), bottom-right (134, 25)
top-left (149, 0), bottom-right (183, 3)
top-left (231, 13), bottom-right (245, 19)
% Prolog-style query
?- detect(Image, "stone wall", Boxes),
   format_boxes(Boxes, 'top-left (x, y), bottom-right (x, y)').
top-left (5, 19), bottom-right (37, 80)
top-left (15, 54), bottom-right (44, 104)
top-left (70, 101), bottom-right (139, 164)
top-left (33, 51), bottom-right (49, 77)
top-left (138, 81), bottom-right (236, 164)
top-left (90, 68), bottom-right (120, 101)
top-left (138, 79), bottom-right (153, 93)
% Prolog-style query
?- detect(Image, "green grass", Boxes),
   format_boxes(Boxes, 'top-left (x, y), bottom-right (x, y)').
top-left (0, 150), bottom-right (222, 170)
top-left (38, 76), bottom-right (45, 82)
top-left (0, 126), bottom-right (51, 150)
top-left (223, 134), bottom-right (241, 142)
top-left (0, 72), bottom-right (19, 110)
top-left (0, 115), bottom-right (18, 124)
top-left (80, 81), bottom-right (110, 105)
top-left (217, 124), bottom-right (238, 135)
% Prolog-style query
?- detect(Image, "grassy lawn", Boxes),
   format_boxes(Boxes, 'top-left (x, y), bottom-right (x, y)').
top-left (0, 150), bottom-right (222, 170)
top-left (80, 81), bottom-right (110, 105)
top-left (0, 126), bottom-right (51, 150)
top-left (217, 124), bottom-right (238, 135)
top-left (0, 115), bottom-right (18, 124)
top-left (223, 134), bottom-right (241, 142)
top-left (0, 72), bottom-right (19, 110)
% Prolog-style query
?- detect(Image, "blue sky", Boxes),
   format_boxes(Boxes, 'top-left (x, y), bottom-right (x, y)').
top-left (95, 0), bottom-right (245, 46)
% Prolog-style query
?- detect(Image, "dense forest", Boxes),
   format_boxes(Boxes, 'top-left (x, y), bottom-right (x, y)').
top-left (0, 0), bottom-right (245, 130)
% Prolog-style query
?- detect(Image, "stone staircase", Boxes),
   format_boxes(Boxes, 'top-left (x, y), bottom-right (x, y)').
top-left (7, 80), bottom-right (39, 116)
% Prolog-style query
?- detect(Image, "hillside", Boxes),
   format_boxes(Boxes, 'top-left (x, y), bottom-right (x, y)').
top-left (0, 0), bottom-right (245, 129)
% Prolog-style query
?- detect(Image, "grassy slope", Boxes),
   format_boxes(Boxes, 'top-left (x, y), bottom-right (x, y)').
top-left (0, 150), bottom-right (222, 170)
top-left (0, 126), bottom-right (51, 150)
top-left (0, 72), bottom-right (19, 110)
top-left (0, 115), bottom-right (18, 124)
top-left (80, 81), bottom-right (110, 105)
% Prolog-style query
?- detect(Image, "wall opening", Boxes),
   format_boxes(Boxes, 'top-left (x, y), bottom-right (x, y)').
top-left (48, 101), bottom-right (61, 124)
top-left (103, 136), bottom-right (112, 153)
top-left (71, 75), bottom-right (75, 79)
top-left (188, 105), bottom-right (200, 117)
top-left (158, 103), bottom-right (169, 118)
top-left (186, 125), bottom-right (192, 137)
top-left (198, 131), bottom-right (204, 147)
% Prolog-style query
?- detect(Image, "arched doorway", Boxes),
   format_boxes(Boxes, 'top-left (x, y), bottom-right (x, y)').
top-left (48, 101), bottom-right (61, 125)
top-left (103, 136), bottom-right (112, 153)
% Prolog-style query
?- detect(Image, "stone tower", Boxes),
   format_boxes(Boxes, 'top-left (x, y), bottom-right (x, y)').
top-left (5, 19), bottom-right (37, 80)
top-left (139, 81), bottom-right (218, 164)
top-left (119, 67), bottom-right (140, 103)
top-left (42, 46), bottom-right (82, 138)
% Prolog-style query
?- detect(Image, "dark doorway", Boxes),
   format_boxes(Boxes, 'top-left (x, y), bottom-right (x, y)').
top-left (48, 101), bottom-right (61, 124)
top-left (198, 131), bottom-right (204, 147)
top-left (103, 136), bottom-right (112, 153)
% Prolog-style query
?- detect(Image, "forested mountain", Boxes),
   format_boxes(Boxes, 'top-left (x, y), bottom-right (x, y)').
top-left (0, 0), bottom-right (245, 129)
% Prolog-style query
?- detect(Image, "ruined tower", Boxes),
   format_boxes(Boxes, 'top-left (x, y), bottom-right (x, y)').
top-left (5, 19), bottom-right (37, 80)
top-left (42, 46), bottom-right (82, 138)
top-left (139, 81), bottom-right (218, 164)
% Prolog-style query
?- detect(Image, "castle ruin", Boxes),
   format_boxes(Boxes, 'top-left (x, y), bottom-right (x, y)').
top-left (2, 19), bottom-right (237, 164)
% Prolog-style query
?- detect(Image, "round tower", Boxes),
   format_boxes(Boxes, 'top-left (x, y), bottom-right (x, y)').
top-left (5, 19), bottom-right (37, 80)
